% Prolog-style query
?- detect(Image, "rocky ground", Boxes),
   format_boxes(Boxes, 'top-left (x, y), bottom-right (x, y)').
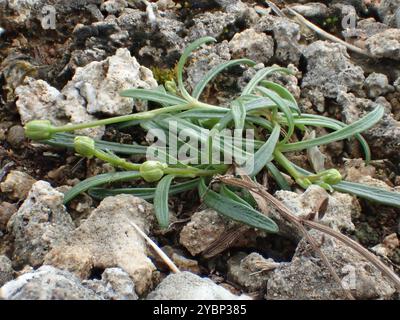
top-left (0, 0), bottom-right (400, 300)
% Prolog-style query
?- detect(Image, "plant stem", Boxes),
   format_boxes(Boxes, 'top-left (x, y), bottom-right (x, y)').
top-left (52, 104), bottom-right (191, 133)
top-left (50, 100), bottom-right (226, 134)
top-left (273, 149), bottom-right (311, 189)
top-left (273, 149), bottom-right (301, 180)
top-left (94, 149), bottom-right (141, 171)
top-left (164, 166), bottom-right (227, 177)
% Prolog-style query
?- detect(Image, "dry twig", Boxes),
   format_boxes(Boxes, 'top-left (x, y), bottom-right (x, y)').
top-left (215, 175), bottom-right (400, 297)
top-left (128, 220), bottom-right (180, 274)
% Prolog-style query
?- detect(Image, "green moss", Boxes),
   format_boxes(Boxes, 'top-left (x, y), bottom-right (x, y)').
top-left (151, 65), bottom-right (177, 85)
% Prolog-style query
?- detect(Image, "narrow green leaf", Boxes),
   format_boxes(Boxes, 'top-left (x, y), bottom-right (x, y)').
top-left (231, 99), bottom-right (246, 130)
top-left (154, 175), bottom-right (176, 229)
top-left (44, 133), bottom-right (148, 155)
top-left (266, 162), bottom-right (291, 190)
top-left (279, 106), bottom-right (384, 152)
top-left (120, 88), bottom-right (187, 105)
top-left (241, 67), bottom-right (291, 96)
top-left (63, 171), bottom-right (142, 204)
top-left (219, 184), bottom-right (253, 208)
top-left (291, 116), bottom-right (371, 163)
top-left (193, 59), bottom-right (256, 99)
top-left (199, 179), bottom-right (279, 233)
top-left (257, 86), bottom-right (294, 144)
top-left (333, 181), bottom-right (400, 208)
top-left (246, 116), bottom-right (274, 131)
top-left (244, 124), bottom-right (281, 176)
top-left (260, 80), bottom-right (300, 114)
top-left (177, 37), bottom-right (216, 100)
top-left (88, 179), bottom-right (199, 200)
top-left (293, 164), bottom-right (400, 208)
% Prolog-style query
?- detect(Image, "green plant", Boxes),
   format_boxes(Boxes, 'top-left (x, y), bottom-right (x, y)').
top-left (25, 37), bottom-right (400, 232)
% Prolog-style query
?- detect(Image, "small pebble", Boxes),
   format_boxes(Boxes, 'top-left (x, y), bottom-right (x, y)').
top-left (7, 125), bottom-right (25, 148)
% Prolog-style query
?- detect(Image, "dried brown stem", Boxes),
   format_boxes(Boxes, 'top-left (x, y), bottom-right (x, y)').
top-left (216, 175), bottom-right (400, 296)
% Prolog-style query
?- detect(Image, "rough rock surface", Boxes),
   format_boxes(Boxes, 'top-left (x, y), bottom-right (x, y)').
top-left (186, 11), bottom-right (236, 41)
top-left (229, 28), bottom-right (274, 64)
top-left (338, 92), bottom-right (400, 159)
top-left (179, 209), bottom-right (257, 256)
top-left (266, 230), bottom-right (396, 300)
top-left (7, 181), bottom-right (74, 267)
top-left (302, 41), bottom-right (365, 99)
top-left (146, 271), bottom-right (248, 300)
top-left (185, 41), bottom-right (231, 93)
top-left (62, 48), bottom-right (157, 115)
top-left (289, 3), bottom-right (329, 18)
top-left (227, 252), bottom-right (278, 293)
top-left (101, 0), bottom-right (127, 15)
top-left (255, 15), bottom-right (302, 65)
top-left (179, 209), bottom-right (228, 256)
top-left (364, 73), bottom-right (393, 98)
top-left (6, 125), bottom-right (25, 148)
top-left (83, 268), bottom-right (138, 300)
top-left (0, 170), bottom-right (36, 200)
top-left (377, 0), bottom-right (400, 27)
top-left (371, 233), bottom-right (399, 259)
top-left (15, 78), bottom-right (104, 138)
top-left (0, 255), bottom-right (14, 287)
top-left (44, 195), bottom-right (157, 296)
top-left (343, 18), bottom-right (389, 43)
top-left (0, 265), bottom-right (100, 300)
top-left (273, 185), bottom-right (361, 240)
top-left (15, 48), bottom-right (156, 137)
top-left (0, 202), bottom-right (17, 232)
top-left (365, 29), bottom-right (400, 60)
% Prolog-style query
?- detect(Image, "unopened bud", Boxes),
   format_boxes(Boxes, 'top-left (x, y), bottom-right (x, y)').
top-left (74, 136), bottom-right (96, 158)
top-left (140, 161), bottom-right (167, 182)
top-left (24, 120), bottom-right (55, 140)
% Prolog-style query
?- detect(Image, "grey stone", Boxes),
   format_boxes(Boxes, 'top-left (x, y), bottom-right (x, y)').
top-left (15, 78), bottom-right (104, 138)
top-left (302, 41), bottom-right (365, 99)
top-left (44, 195), bottom-right (157, 296)
top-left (179, 209), bottom-right (229, 256)
top-left (365, 29), bottom-right (400, 60)
top-left (227, 252), bottom-right (278, 293)
top-left (266, 230), bottom-right (396, 300)
top-left (146, 272), bottom-right (248, 300)
top-left (0, 255), bottom-right (13, 287)
top-left (289, 3), bottom-right (329, 19)
top-left (377, 0), bottom-right (400, 27)
top-left (228, 28), bottom-right (274, 64)
top-left (0, 265), bottom-right (100, 300)
top-left (394, 77), bottom-right (400, 92)
top-left (0, 170), bottom-right (36, 200)
top-left (100, 0), bottom-right (127, 15)
top-left (255, 15), bottom-right (302, 65)
top-left (272, 185), bottom-right (361, 241)
top-left (179, 208), bottom-right (259, 257)
top-left (346, 18), bottom-right (389, 39)
top-left (364, 73), bottom-right (393, 98)
top-left (338, 92), bottom-right (400, 159)
top-left (7, 181), bottom-right (74, 267)
top-left (186, 11), bottom-right (236, 42)
top-left (6, 125), bottom-right (25, 148)
top-left (185, 41), bottom-right (231, 94)
top-left (84, 268), bottom-right (138, 300)
top-left (0, 202), bottom-right (17, 232)
top-left (62, 48), bottom-right (157, 116)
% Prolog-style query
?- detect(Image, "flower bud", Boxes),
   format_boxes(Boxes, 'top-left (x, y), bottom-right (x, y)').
top-left (321, 169), bottom-right (342, 185)
top-left (24, 120), bottom-right (55, 140)
top-left (140, 161), bottom-right (167, 182)
top-left (165, 80), bottom-right (177, 94)
top-left (74, 136), bottom-right (96, 158)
